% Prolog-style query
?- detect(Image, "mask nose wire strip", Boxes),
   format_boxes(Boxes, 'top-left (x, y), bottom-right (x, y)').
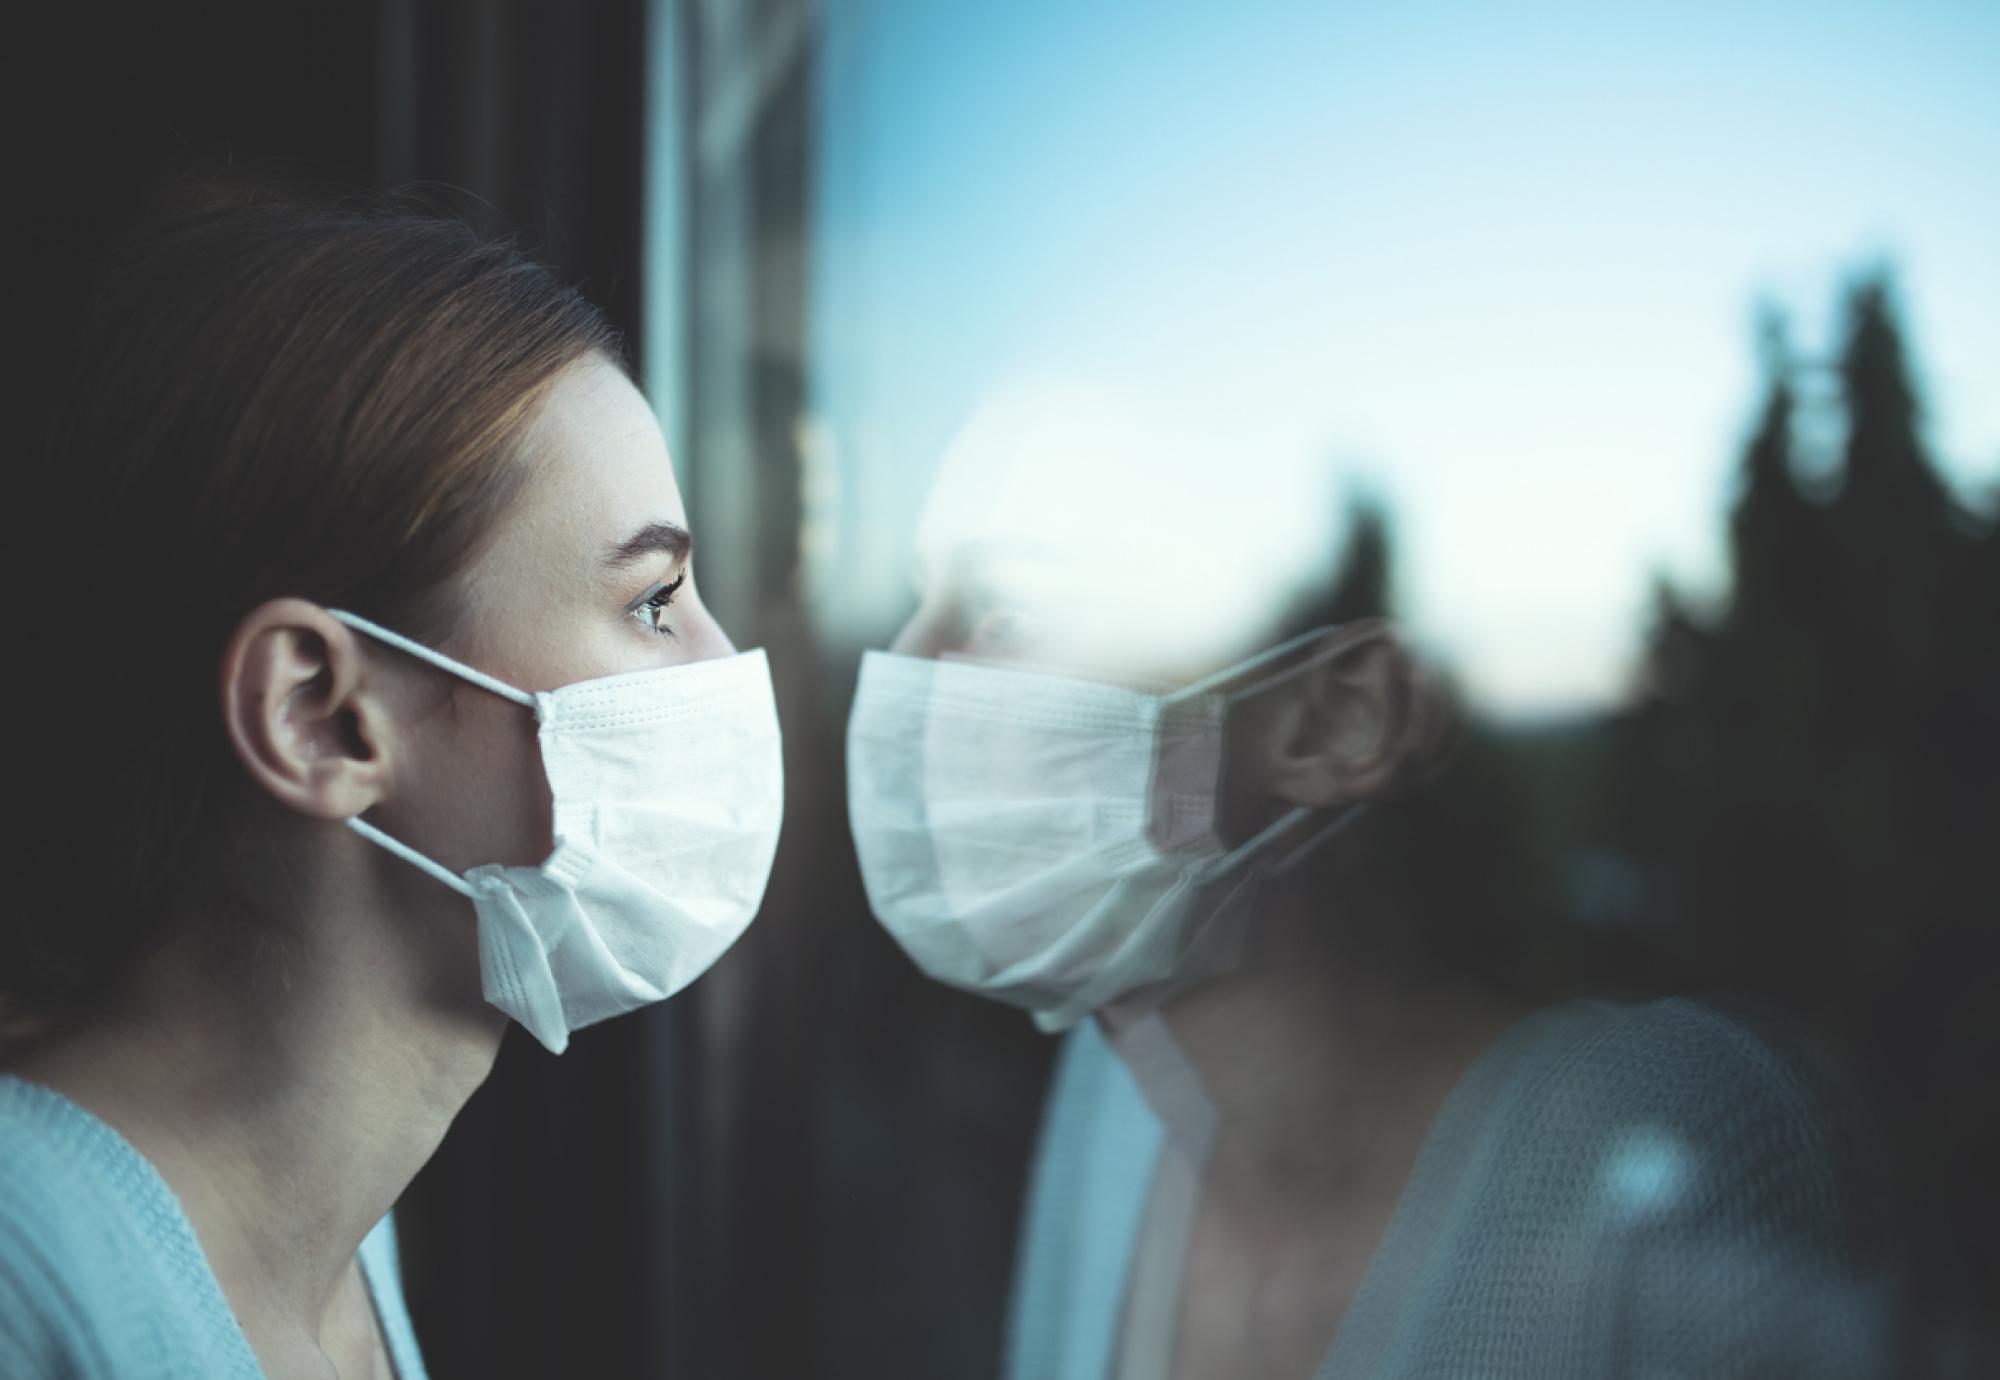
top-left (344, 816), bottom-right (478, 898)
top-left (1268, 800), bottom-right (1368, 876)
top-left (326, 608), bottom-right (540, 710)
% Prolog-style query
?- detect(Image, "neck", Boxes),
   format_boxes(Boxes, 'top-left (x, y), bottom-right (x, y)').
top-left (1099, 887), bottom-right (1535, 1213)
top-left (8, 905), bottom-right (504, 1345)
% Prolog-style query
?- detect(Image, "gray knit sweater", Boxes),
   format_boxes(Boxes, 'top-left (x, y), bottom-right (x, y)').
top-left (1006, 997), bottom-right (1899, 1379)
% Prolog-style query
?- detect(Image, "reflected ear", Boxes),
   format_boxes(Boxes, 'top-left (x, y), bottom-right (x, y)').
top-left (1249, 623), bottom-right (1445, 810)
top-left (218, 598), bottom-right (395, 821)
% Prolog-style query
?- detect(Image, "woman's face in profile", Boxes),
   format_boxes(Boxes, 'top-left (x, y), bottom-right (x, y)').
top-left (889, 544), bottom-right (1249, 693)
top-left (376, 353), bottom-right (733, 875)
top-left (460, 352), bottom-right (732, 684)
top-left (888, 381), bottom-right (1327, 693)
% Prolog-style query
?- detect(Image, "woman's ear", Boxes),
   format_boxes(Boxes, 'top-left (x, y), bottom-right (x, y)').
top-left (217, 598), bottom-right (396, 821)
top-left (1247, 623), bottom-right (1453, 810)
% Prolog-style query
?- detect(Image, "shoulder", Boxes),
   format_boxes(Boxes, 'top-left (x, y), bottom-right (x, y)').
top-left (1416, 997), bottom-right (1875, 1303)
top-left (1446, 998), bottom-right (1898, 1371)
top-left (359, 1208), bottom-right (432, 1380)
top-left (1477, 996), bottom-right (1853, 1190)
top-left (0, 1078), bottom-right (140, 1377)
top-left (0, 1074), bottom-right (280, 1380)
top-left (0, 1075), bottom-right (145, 1268)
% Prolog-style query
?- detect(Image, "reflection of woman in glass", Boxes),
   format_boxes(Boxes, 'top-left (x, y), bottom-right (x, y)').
top-left (0, 200), bottom-right (782, 1378)
top-left (848, 381), bottom-right (1891, 1378)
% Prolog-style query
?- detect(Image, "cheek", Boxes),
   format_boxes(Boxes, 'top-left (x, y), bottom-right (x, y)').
top-left (414, 695), bottom-right (554, 869)
top-left (1214, 696), bottom-right (1293, 843)
top-left (889, 600), bottom-right (965, 658)
top-left (677, 589), bottom-right (737, 660)
top-left (489, 714), bottom-right (556, 865)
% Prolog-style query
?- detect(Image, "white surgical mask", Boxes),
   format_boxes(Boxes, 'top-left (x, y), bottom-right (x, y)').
top-left (846, 626), bottom-right (1363, 1031)
top-left (328, 609), bottom-right (784, 1054)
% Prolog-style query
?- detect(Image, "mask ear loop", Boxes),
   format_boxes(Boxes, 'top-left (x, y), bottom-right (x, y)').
top-left (1227, 626), bottom-right (1385, 875)
top-left (346, 816), bottom-right (478, 898)
top-left (1087, 800), bottom-right (1369, 1029)
top-left (1262, 798), bottom-right (1369, 876)
top-left (1168, 622), bottom-right (1381, 874)
top-left (324, 608), bottom-right (542, 897)
top-left (1227, 621), bottom-right (1433, 863)
top-left (1164, 622), bottom-right (1370, 705)
top-left (325, 609), bottom-right (540, 711)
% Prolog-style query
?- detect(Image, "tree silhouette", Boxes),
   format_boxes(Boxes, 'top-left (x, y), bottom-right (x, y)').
top-left (1609, 268), bottom-right (1999, 1332)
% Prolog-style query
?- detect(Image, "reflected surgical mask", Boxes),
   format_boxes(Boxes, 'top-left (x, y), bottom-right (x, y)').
top-left (846, 626), bottom-right (1364, 1031)
top-left (328, 610), bottom-right (784, 1054)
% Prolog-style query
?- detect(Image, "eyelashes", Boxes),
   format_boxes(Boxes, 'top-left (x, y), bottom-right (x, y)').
top-left (632, 570), bottom-right (689, 639)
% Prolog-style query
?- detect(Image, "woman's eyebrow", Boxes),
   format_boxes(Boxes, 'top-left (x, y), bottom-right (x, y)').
top-left (604, 520), bottom-right (692, 567)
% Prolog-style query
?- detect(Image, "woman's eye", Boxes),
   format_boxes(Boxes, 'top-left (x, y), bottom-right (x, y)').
top-left (632, 570), bottom-right (688, 639)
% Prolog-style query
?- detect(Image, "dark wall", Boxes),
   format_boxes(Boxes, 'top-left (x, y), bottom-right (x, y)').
top-left (7, 4), bottom-right (381, 450)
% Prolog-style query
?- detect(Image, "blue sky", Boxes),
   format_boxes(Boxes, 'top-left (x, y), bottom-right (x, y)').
top-left (806, 0), bottom-right (1999, 717)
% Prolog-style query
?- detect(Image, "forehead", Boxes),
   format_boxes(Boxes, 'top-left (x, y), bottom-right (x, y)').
top-left (912, 383), bottom-right (1325, 681)
top-left (494, 355), bottom-right (686, 583)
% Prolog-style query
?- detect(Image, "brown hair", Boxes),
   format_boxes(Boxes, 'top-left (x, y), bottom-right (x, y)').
top-left (6, 192), bottom-right (622, 1041)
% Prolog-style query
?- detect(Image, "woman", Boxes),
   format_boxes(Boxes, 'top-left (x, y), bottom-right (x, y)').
top-left (0, 198), bottom-right (782, 1378)
top-left (845, 380), bottom-right (1896, 1378)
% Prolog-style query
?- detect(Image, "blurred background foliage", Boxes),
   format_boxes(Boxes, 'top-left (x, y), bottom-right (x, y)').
top-left (1305, 272), bottom-right (2000, 1332)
